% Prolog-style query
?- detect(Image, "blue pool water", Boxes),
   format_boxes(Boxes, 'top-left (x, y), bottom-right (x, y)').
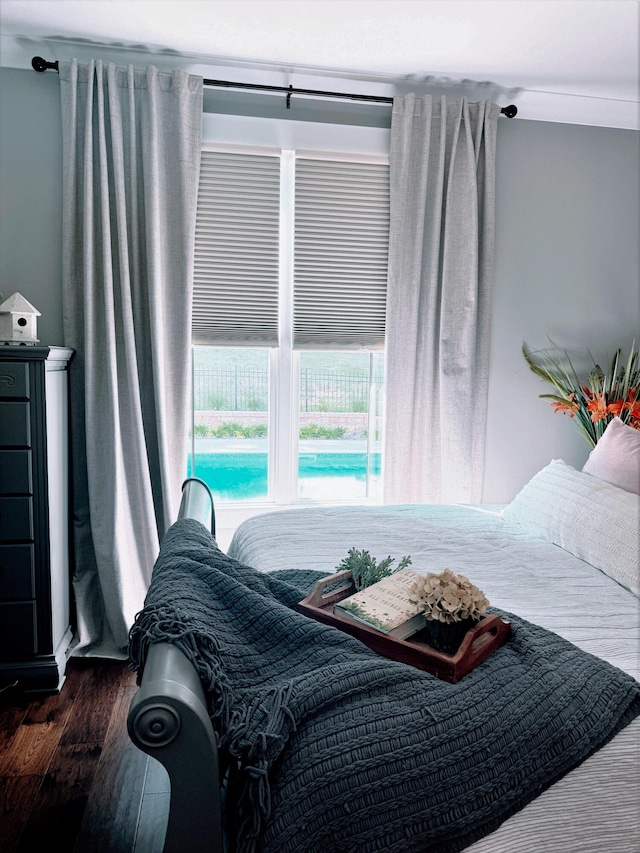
top-left (187, 452), bottom-right (381, 500)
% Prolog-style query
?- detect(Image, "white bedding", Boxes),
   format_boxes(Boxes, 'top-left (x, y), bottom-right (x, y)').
top-left (227, 502), bottom-right (640, 853)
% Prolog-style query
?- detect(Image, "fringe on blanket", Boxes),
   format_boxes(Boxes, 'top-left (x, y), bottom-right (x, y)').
top-left (128, 603), bottom-right (296, 851)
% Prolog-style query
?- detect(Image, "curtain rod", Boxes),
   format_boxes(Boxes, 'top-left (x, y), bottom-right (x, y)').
top-left (31, 56), bottom-right (518, 117)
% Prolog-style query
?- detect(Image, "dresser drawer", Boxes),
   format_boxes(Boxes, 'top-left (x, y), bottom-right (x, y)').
top-left (0, 544), bottom-right (36, 600)
top-left (0, 402), bottom-right (31, 447)
top-left (0, 450), bottom-right (32, 494)
top-left (0, 602), bottom-right (37, 660)
top-left (0, 362), bottom-right (29, 400)
top-left (0, 497), bottom-right (33, 540)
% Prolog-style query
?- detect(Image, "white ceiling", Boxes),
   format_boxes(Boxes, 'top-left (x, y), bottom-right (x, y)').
top-left (1, 0), bottom-right (638, 128)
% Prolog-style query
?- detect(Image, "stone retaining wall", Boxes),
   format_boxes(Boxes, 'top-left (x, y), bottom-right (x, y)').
top-left (196, 411), bottom-right (372, 431)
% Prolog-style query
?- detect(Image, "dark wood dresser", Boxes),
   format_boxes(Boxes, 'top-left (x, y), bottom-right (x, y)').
top-left (0, 345), bottom-right (74, 694)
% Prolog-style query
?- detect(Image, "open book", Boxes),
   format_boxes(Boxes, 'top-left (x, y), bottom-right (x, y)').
top-left (333, 568), bottom-right (427, 640)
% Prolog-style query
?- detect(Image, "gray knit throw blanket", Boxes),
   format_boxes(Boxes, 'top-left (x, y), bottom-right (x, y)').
top-left (128, 519), bottom-right (640, 853)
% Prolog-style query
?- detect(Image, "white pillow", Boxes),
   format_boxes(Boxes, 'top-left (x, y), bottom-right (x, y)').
top-left (582, 417), bottom-right (640, 495)
top-left (503, 459), bottom-right (639, 597)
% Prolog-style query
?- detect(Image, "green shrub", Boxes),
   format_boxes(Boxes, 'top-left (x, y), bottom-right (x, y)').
top-left (208, 422), bottom-right (268, 438)
top-left (244, 393), bottom-right (267, 412)
top-left (203, 393), bottom-right (228, 411)
top-left (244, 424), bottom-right (268, 438)
top-left (350, 396), bottom-right (369, 413)
top-left (299, 424), bottom-right (347, 440)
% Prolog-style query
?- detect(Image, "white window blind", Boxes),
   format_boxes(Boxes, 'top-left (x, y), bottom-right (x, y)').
top-left (293, 157), bottom-right (390, 350)
top-left (192, 150), bottom-right (281, 346)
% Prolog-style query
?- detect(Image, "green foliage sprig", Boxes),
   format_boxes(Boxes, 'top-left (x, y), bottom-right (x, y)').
top-left (336, 547), bottom-right (412, 591)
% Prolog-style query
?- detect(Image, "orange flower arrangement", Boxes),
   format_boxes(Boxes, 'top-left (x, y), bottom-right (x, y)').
top-left (523, 340), bottom-right (639, 447)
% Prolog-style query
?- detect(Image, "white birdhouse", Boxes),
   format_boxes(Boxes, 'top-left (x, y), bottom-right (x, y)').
top-left (0, 292), bottom-right (41, 344)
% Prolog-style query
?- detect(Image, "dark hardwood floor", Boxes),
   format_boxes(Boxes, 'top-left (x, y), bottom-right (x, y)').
top-left (0, 657), bottom-right (169, 853)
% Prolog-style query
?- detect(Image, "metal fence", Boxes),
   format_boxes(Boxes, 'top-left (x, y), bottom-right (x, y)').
top-left (194, 367), bottom-right (268, 411)
top-left (300, 369), bottom-right (369, 412)
top-left (194, 367), bottom-right (383, 412)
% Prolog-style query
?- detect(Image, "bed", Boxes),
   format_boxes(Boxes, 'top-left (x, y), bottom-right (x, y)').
top-left (127, 441), bottom-right (640, 853)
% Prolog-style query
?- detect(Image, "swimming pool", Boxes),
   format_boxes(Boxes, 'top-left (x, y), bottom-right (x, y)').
top-left (187, 451), bottom-right (382, 500)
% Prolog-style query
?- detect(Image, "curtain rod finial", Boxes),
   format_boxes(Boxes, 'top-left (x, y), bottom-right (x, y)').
top-left (31, 56), bottom-right (59, 73)
top-left (501, 104), bottom-right (517, 118)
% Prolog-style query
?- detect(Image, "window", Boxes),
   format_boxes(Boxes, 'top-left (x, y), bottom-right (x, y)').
top-left (297, 350), bottom-right (384, 501)
top-left (188, 146), bottom-right (389, 507)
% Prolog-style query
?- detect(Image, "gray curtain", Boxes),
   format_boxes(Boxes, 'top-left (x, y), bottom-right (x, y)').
top-left (59, 59), bottom-right (203, 657)
top-left (383, 95), bottom-right (499, 505)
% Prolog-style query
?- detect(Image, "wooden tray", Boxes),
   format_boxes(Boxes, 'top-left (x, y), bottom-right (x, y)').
top-left (297, 570), bottom-right (511, 683)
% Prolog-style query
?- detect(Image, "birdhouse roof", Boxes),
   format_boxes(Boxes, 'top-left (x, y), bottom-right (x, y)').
top-left (0, 292), bottom-right (41, 316)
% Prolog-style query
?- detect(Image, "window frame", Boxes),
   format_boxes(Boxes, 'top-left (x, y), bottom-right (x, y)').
top-left (195, 117), bottom-right (391, 537)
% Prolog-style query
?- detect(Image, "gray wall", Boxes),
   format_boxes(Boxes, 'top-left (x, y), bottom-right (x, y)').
top-left (486, 119), bottom-right (639, 500)
top-left (1, 67), bottom-right (638, 503)
top-left (0, 68), bottom-right (63, 345)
